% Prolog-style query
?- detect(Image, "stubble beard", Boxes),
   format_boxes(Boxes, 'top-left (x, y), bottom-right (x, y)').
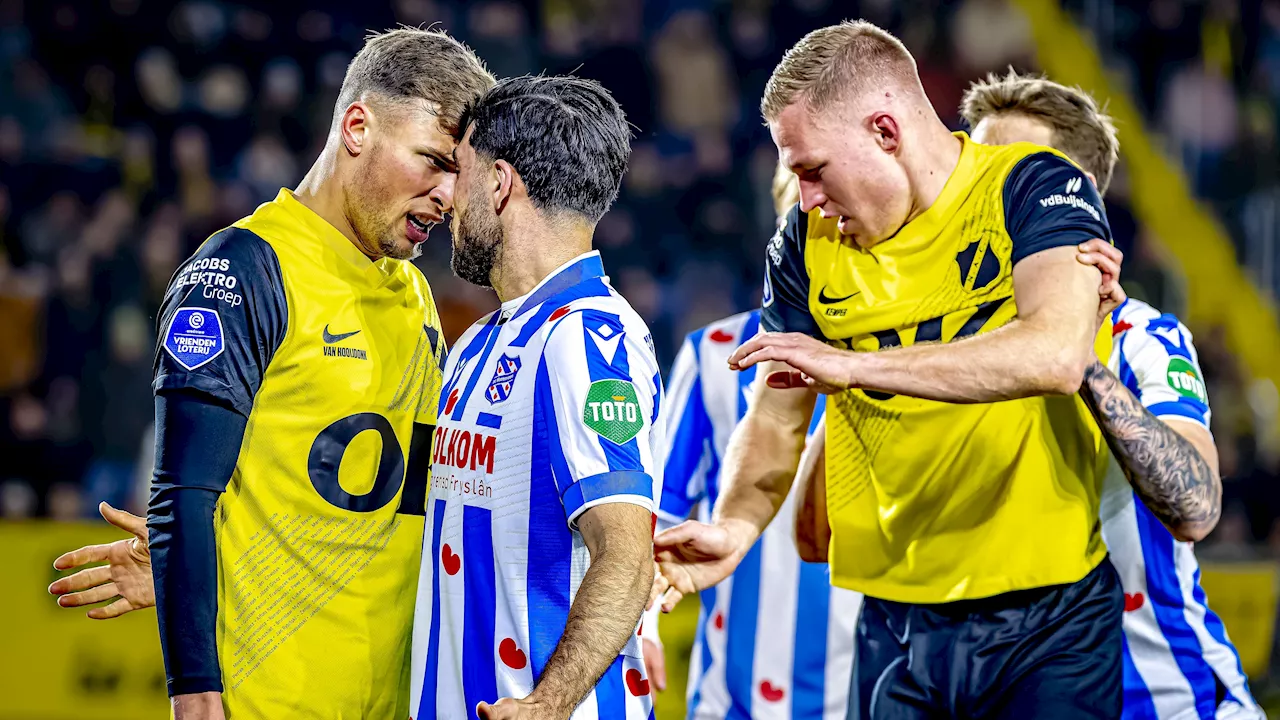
top-left (450, 201), bottom-right (503, 289)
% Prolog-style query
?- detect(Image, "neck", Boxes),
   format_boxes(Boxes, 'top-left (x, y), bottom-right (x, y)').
top-left (903, 121), bottom-right (963, 226)
top-left (293, 141), bottom-right (380, 260)
top-left (490, 210), bottom-right (594, 304)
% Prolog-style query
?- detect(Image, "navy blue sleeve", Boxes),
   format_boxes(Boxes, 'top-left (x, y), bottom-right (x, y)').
top-left (153, 227), bottom-right (288, 418)
top-left (761, 204), bottom-right (822, 336)
top-left (149, 389), bottom-right (246, 696)
top-left (1003, 152), bottom-right (1113, 265)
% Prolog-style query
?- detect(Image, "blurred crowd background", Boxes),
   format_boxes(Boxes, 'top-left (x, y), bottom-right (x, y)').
top-left (3, 0), bottom-right (1280, 701)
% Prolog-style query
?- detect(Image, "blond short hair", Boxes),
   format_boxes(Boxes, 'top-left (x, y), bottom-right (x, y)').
top-left (771, 162), bottom-right (799, 218)
top-left (336, 28), bottom-right (495, 136)
top-left (761, 20), bottom-right (918, 122)
top-left (960, 69), bottom-right (1119, 194)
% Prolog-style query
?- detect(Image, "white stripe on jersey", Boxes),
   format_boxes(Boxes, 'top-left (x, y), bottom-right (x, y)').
top-left (658, 310), bottom-right (857, 720)
top-left (1100, 298), bottom-right (1260, 720)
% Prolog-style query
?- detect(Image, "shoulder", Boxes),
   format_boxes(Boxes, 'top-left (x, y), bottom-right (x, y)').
top-left (542, 289), bottom-right (658, 369)
top-left (1113, 298), bottom-right (1200, 360)
top-left (686, 310), bottom-right (760, 366)
top-left (175, 226), bottom-right (281, 285)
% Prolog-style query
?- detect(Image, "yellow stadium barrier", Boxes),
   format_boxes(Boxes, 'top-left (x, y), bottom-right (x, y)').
top-left (1013, 0), bottom-right (1280, 444)
top-left (1199, 562), bottom-right (1280, 678)
top-left (0, 522), bottom-right (168, 720)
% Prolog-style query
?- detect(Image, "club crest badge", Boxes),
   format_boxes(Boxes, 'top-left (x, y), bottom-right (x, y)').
top-left (486, 354), bottom-right (522, 404)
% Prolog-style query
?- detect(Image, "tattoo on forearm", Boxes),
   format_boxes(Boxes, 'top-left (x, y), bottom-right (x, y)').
top-left (1080, 360), bottom-right (1220, 536)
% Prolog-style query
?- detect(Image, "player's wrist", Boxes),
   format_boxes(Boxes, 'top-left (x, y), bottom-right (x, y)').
top-left (717, 516), bottom-right (763, 559)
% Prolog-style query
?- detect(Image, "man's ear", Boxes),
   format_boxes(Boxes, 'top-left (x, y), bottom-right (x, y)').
top-left (340, 102), bottom-right (371, 157)
top-left (493, 159), bottom-right (516, 214)
top-left (871, 112), bottom-right (902, 154)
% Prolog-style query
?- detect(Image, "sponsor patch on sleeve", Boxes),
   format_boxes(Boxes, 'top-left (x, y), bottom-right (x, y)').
top-left (163, 307), bottom-right (225, 370)
top-left (1166, 357), bottom-right (1208, 404)
top-left (582, 379), bottom-right (643, 445)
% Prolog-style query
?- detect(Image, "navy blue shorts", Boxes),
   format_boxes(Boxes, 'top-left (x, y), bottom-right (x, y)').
top-left (849, 557), bottom-right (1124, 720)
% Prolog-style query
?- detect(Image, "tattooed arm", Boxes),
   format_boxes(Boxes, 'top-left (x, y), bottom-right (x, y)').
top-left (1080, 359), bottom-right (1221, 542)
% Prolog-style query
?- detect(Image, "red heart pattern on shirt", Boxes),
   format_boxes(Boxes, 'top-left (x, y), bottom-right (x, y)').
top-left (713, 611), bottom-right (724, 630)
top-left (498, 638), bottom-right (527, 669)
top-left (760, 680), bottom-right (785, 702)
top-left (444, 387), bottom-right (461, 416)
top-left (1124, 592), bottom-right (1145, 612)
top-left (442, 544), bottom-right (460, 576)
top-left (709, 329), bottom-right (736, 343)
top-left (625, 668), bottom-right (650, 696)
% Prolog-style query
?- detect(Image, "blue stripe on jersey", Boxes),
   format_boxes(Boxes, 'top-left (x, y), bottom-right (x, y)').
top-left (1147, 400), bottom-right (1208, 424)
top-left (1112, 299), bottom-right (1128, 324)
top-left (476, 412), bottom-right (503, 429)
top-left (1117, 335), bottom-right (1141, 399)
top-left (513, 253), bottom-right (606, 319)
top-left (452, 316), bottom-right (506, 421)
top-left (660, 333), bottom-right (711, 520)
top-left (1134, 496), bottom-right (1218, 717)
top-left (1192, 569), bottom-right (1249, 704)
top-left (791, 561), bottom-right (831, 718)
top-left (562, 471), bottom-right (652, 520)
top-left (725, 541), bottom-right (762, 720)
top-left (511, 278), bottom-right (611, 348)
top-left (462, 505), bottom-right (499, 714)
top-left (582, 310), bottom-right (643, 473)
top-left (1121, 632), bottom-right (1159, 720)
top-left (442, 311), bottom-right (502, 415)
top-left (651, 370), bottom-right (662, 425)
top-left (1144, 315), bottom-right (1194, 360)
top-left (417, 499), bottom-right (447, 720)
top-left (595, 656), bottom-right (626, 718)
top-left (530, 359), bottom-right (572, 678)
top-left (808, 394), bottom-right (827, 434)
top-left (689, 585), bottom-right (717, 715)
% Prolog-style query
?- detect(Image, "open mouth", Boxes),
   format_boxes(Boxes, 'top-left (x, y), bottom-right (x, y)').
top-left (408, 214), bottom-right (433, 233)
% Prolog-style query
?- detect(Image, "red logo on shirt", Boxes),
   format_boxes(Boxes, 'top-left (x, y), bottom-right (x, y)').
top-left (760, 680), bottom-right (785, 702)
top-left (712, 611), bottom-right (724, 630)
top-left (499, 638), bottom-right (527, 669)
top-left (549, 305), bottom-right (572, 323)
top-left (444, 388), bottom-right (461, 416)
top-left (709, 329), bottom-right (735, 343)
top-left (625, 668), bottom-right (650, 696)
top-left (442, 544), bottom-right (460, 575)
top-left (1112, 320), bottom-right (1133, 337)
top-left (1124, 592), bottom-right (1145, 612)
top-left (432, 427), bottom-right (497, 474)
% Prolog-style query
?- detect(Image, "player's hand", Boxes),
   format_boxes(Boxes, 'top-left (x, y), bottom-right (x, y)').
top-left (1076, 239), bottom-right (1127, 329)
top-left (642, 637), bottom-right (667, 692)
top-left (172, 692), bottom-right (225, 720)
top-left (728, 332), bottom-right (852, 394)
top-left (49, 502), bottom-right (155, 619)
top-left (476, 696), bottom-right (560, 720)
top-left (650, 519), bottom-right (753, 613)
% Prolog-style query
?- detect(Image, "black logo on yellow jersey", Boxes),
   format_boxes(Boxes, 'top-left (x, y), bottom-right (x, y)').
top-left (818, 287), bottom-right (860, 304)
top-left (323, 325), bottom-right (362, 344)
top-left (955, 241), bottom-right (1001, 291)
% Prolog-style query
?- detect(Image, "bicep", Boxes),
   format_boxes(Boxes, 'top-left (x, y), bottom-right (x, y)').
top-left (1163, 417), bottom-right (1220, 476)
top-left (1010, 246), bottom-right (1101, 327)
top-left (578, 501), bottom-right (655, 562)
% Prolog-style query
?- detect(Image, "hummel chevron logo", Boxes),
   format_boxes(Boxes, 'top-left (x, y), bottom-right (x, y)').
top-left (323, 325), bottom-right (361, 344)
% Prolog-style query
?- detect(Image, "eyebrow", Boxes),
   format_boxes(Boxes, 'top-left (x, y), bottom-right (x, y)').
top-left (421, 146), bottom-right (459, 173)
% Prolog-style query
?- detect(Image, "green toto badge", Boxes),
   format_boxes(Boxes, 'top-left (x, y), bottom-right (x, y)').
top-left (1167, 357), bottom-right (1208, 403)
top-left (583, 379), bottom-right (643, 445)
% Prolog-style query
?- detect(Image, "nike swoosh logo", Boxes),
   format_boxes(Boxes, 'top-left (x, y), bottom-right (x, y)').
top-left (323, 325), bottom-right (361, 344)
top-left (817, 287), bottom-right (860, 304)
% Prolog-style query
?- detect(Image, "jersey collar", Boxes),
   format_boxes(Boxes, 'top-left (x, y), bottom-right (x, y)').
top-left (273, 188), bottom-right (403, 284)
top-left (506, 250), bottom-right (606, 318)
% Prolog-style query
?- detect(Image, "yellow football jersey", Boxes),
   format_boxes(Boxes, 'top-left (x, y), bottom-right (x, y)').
top-left (153, 189), bottom-right (445, 717)
top-left (762, 133), bottom-right (1113, 603)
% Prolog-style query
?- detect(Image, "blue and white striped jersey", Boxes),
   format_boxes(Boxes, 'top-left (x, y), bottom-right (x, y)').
top-left (658, 310), bottom-right (861, 720)
top-left (410, 252), bottom-right (661, 720)
top-left (1100, 298), bottom-right (1260, 720)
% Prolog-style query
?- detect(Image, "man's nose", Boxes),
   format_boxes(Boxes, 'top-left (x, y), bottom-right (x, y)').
top-left (430, 173), bottom-right (457, 214)
top-left (798, 180), bottom-right (825, 214)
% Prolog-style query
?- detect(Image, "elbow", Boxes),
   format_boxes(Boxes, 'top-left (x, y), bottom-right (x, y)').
top-left (1039, 348), bottom-right (1090, 396)
top-left (1171, 513), bottom-right (1220, 544)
